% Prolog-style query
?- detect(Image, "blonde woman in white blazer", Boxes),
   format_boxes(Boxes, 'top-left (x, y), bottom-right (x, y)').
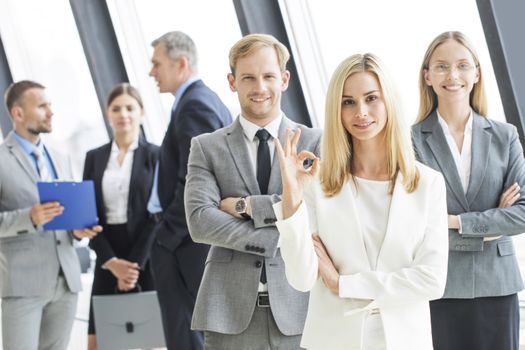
top-left (273, 54), bottom-right (449, 350)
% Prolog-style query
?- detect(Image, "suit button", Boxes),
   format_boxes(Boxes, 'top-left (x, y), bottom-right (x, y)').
top-left (56, 240), bottom-right (61, 245)
top-left (255, 261), bottom-right (262, 268)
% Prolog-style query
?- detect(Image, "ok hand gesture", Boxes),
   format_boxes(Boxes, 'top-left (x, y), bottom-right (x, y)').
top-left (274, 128), bottom-right (319, 219)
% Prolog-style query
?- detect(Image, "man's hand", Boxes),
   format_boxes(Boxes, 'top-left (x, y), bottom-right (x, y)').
top-left (312, 234), bottom-right (339, 294)
top-left (72, 225), bottom-right (102, 239)
top-left (30, 202), bottom-right (63, 226)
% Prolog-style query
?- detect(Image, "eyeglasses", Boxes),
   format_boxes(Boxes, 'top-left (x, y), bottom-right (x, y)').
top-left (428, 62), bottom-right (476, 75)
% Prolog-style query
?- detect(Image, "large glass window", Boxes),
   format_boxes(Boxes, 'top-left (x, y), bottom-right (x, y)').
top-left (307, 0), bottom-right (505, 125)
top-left (107, 0), bottom-right (242, 143)
top-left (306, 0), bottom-right (525, 333)
top-left (0, 0), bottom-right (109, 177)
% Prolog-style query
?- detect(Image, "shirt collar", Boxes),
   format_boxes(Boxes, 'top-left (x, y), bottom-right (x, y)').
top-left (173, 77), bottom-right (199, 109)
top-left (239, 113), bottom-right (283, 142)
top-left (110, 138), bottom-right (139, 153)
top-left (12, 131), bottom-right (45, 157)
top-left (437, 109), bottom-right (473, 135)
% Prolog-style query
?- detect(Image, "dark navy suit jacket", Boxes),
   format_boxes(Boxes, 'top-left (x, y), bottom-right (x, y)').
top-left (154, 79), bottom-right (232, 290)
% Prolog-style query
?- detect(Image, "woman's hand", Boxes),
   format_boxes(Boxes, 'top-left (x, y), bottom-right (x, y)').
top-left (106, 258), bottom-right (139, 287)
top-left (499, 182), bottom-right (520, 208)
top-left (117, 277), bottom-right (137, 292)
top-left (72, 225), bottom-right (102, 239)
top-left (312, 234), bottom-right (340, 294)
top-left (274, 128), bottom-right (319, 218)
top-left (483, 183), bottom-right (521, 241)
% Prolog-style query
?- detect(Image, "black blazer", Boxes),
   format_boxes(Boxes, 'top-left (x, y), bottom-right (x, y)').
top-left (155, 79), bottom-right (232, 252)
top-left (83, 137), bottom-right (159, 269)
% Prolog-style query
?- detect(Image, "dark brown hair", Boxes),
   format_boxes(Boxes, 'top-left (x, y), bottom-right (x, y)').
top-left (106, 83), bottom-right (144, 109)
top-left (4, 80), bottom-right (45, 116)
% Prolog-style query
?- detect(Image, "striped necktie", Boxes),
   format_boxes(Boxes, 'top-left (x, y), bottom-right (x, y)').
top-left (32, 147), bottom-right (53, 181)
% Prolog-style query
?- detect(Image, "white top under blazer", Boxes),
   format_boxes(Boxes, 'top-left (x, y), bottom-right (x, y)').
top-left (273, 163), bottom-right (449, 350)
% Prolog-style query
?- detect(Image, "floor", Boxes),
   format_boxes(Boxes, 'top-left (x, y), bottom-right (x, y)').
top-left (2, 256), bottom-right (525, 349)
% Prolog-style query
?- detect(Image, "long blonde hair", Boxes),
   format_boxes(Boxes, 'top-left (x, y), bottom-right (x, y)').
top-left (320, 53), bottom-right (419, 196)
top-left (417, 31), bottom-right (487, 122)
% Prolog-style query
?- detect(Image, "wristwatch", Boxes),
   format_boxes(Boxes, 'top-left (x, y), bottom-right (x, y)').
top-left (235, 197), bottom-right (251, 219)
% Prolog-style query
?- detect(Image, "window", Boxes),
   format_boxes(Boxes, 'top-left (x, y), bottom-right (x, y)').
top-left (306, 0), bottom-right (505, 124)
top-left (107, 0), bottom-right (243, 143)
top-left (0, 0), bottom-right (109, 177)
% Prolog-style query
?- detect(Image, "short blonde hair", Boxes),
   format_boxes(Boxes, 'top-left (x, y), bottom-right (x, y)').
top-left (229, 34), bottom-right (290, 76)
top-left (320, 53), bottom-right (419, 196)
top-left (417, 31), bottom-right (487, 122)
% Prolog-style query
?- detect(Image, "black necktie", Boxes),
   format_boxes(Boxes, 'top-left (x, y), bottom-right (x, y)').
top-left (256, 129), bottom-right (271, 195)
top-left (255, 129), bottom-right (271, 284)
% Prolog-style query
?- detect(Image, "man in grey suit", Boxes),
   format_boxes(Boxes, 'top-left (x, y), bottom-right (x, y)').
top-left (185, 34), bottom-right (322, 349)
top-left (0, 80), bottom-right (101, 350)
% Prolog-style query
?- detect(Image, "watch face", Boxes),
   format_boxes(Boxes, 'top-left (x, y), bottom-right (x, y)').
top-left (235, 198), bottom-right (246, 213)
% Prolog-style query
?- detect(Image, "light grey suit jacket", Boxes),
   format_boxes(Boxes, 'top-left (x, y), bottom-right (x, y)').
top-left (412, 111), bottom-right (525, 298)
top-left (185, 116), bottom-right (322, 335)
top-left (0, 132), bottom-right (82, 297)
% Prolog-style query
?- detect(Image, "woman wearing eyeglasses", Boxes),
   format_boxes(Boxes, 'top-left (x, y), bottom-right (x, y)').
top-left (412, 31), bottom-right (525, 350)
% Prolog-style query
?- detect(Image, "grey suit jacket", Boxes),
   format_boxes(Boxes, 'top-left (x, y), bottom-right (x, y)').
top-left (412, 111), bottom-right (525, 298)
top-left (0, 132), bottom-right (82, 297)
top-left (185, 116), bottom-right (322, 335)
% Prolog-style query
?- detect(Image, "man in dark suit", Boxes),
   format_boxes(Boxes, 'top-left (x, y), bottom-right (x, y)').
top-left (147, 31), bottom-right (232, 350)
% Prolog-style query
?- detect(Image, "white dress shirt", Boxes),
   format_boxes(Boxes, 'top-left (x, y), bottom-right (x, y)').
top-left (354, 177), bottom-right (391, 270)
top-left (102, 139), bottom-right (138, 224)
top-left (437, 110), bottom-right (473, 233)
top-left (238, 113), bottom-right (283, 292)
top-left (437, 110), bottom-right (473, 193)
top-left (238, 114), bottom-right (282, 174)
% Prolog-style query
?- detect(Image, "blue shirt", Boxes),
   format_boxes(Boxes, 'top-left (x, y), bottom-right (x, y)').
top-left (147, 78), bottom-right (199, 214)
top-left (12, 132), bottom-right (58, 180)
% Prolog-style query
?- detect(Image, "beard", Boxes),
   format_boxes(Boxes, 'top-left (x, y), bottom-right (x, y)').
top-left (27, 125), bottom-right (51, 136)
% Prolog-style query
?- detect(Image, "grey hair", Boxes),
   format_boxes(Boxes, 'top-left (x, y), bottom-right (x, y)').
top-left (151, 31), bottom-right (198, 70)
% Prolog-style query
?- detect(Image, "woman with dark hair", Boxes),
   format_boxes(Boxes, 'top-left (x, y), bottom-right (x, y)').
top-left (83, 83), bottom-right (159, 350)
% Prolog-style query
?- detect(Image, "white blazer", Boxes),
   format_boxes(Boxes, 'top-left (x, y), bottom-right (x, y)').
top-left (274, 163), bottom-right (448, 350)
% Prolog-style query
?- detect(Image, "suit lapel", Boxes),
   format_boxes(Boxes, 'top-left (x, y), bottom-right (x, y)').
top-left (5, 133), bottom-right (39, 182)
top-left (423, 114), bottom-right (469, 211)
top-left (128, 139), bottom-right (146, 213)
top-left (376, 175), bottom-right (404, 266)
top-left (46, 147), bottom-right (65, 180)
top-left (267, 117), bottom-right (295, 195)
top-left (226, 119), bottom-right (261, 194)
top-left (93, 143), bottom-right (111, 224)
top-left (466, 114), bottom-right (491, 205)
top-left (346, 182), bottom-right (373, 270)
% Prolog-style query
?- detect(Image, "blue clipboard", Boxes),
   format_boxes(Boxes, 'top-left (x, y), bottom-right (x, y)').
top-left (37, 181), bottom-right (98, 231)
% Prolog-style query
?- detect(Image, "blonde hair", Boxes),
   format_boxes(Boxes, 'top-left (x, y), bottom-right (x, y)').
top-left (320, 53), bottom-right (419, 196)
top-left (229, 34), bottom-right (290, 76)
top-left (417, 31), bottom-right (487, 122)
